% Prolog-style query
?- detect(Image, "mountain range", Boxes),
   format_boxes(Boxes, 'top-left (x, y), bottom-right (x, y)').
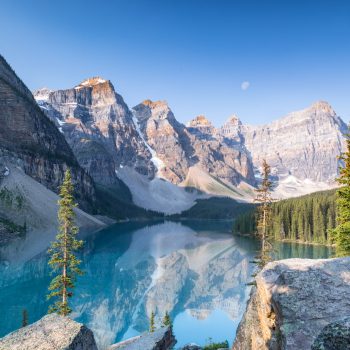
top-left (34, 76), bottom-right (347, 214)
top-left (0, 52), bottom-right (347, 232)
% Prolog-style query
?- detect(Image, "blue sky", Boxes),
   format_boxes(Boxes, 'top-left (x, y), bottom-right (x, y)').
top-left (1, 0), bottom-right (349, 125)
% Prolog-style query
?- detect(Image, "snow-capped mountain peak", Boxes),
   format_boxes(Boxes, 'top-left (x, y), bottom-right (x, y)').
top-left (33, 87), bottom-right (53, 101)
top-left (75, 76), bottom-right (108, 89)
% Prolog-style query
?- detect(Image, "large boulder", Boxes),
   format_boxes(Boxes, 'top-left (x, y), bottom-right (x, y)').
top-left (0, 314), bottom-right (98, 350)
top-left (181, 345), bottom-right (202, 350)
top-left (233, 257), bottom-right (350, 350)
top-left (109, 326), bottom-right (175, 350)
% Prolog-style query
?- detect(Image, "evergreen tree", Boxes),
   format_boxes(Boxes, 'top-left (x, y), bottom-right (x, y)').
top-left (47, 169), bottom-right (83, 316)
top-left (332, 130), bottom-right (350, 256)
top-left (254, 159), bottom-right (274, 267)
top-left (234, 189), bottom-right (336, 244)
top-left (162, 311), bottom-right (172, 327)
top-left (149, 311), bottom-right (156, 333)
top-left (21, 309), bottom-right (28, 327)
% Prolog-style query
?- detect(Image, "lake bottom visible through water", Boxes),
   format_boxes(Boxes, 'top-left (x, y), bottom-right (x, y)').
top-left (0, 220), bottom-right (332, 349)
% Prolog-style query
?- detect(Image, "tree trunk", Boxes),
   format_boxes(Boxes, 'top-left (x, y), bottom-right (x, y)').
top-left (62, 222), bottom-right (68, 315)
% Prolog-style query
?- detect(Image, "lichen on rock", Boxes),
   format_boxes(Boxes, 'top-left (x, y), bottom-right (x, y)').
top-left (311, 317), bottom-right (350, 350)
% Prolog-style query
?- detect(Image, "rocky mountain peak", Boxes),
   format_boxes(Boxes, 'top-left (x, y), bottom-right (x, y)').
top-left (132, 97), bottom-right (256, 188)
top-left (238, 102), bottom-right (347, 185)
top-left (133, 99), bottom-right (174, 123)
top-left (33, 87), bottom-right (53, 101)
top-left (279, 101), bottom-right (337, 126)
top-left (309, 100), bottom-right (336, 116)
top-left (220, 114), bottom-right (242, 138)
top-left (186, 115), bottom-right (216, 137)
top-left (187, 115), bottom-right (212, 127)
top-left (225, 114), bottom-right (242, 126)
top-left (35, 78), bottom-right (154, 185)
top-left (74, 77), bottom-right (116, 103)
top-left (75, 76), bottom-right (109, 88)
top-left (141, 99), bottom-right (168, 109)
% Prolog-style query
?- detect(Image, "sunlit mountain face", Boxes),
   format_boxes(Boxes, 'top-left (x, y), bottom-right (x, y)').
top-left (0, 221), bottom-right (332, 349)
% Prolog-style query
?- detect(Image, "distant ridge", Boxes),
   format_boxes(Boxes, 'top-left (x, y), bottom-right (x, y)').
top-left (34, 75), bottom-right (347, 212)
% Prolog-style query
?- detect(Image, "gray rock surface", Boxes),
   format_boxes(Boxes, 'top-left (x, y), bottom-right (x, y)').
top-left (222, 101), bottom-right (347, 185)
top-left (108, 327), bottom-right (175, 350)
top-left (0, 314), bottom-right (98, 350)
top-left (233, 257), bottom-right (350, 350)
top-left (35, 84), bottom-right (256, 189)
top-left (34, 78), bottom-right (154, 187)
top-left (0, 164), bottom-right (105, 264)
top-left (133, 100), bottom-right (194, 184)
top-left (311, 317), bottom-right (350, 350)
top-left (36, 84), bottom-right (257, 210)
top-left (181, 344), bottom-right (202, 350)
top-left (133, 101), bottom-right (255, 186)
top-left (34, 76), bottom-right (348, 205)
top-left (0, 54), bottom-right (95, 212)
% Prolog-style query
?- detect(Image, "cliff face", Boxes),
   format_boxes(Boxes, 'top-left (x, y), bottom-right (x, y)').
top-left (133, 100), bottom-right (255, 186)
top-left (186, 114), bottom-right (255, 186)
top-left (222, 102), bottom-right (347, 184)
top-left (36, 87), bottom-right (256, 213)
top-left (0, 55), bottom-right (95, 210)
top-left (34, 74), bottom-right (348, 208)
top-left (132, 100), bottom-right (195, 183)
top-left (233, 257), bottom-right (350, 350)
top-left (34, 78), bottom-right (154, 187)
top-left (37, 84), bottom-right (256, 189)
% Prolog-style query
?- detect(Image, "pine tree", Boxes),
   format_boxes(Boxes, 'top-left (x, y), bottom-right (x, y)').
top-left (162, 311), bottom-right (172, 328)
top-left (47, 169), bottom-right (83, 316)
top-left (21, 309), bottom-right (28, 327)
top-left (254, 159), bottom-right (274, 267)
top-left (149, 311), bottom-right (156, 333)
top-left (332, 130), bottom-right (350, 256)
top-left (234, 189), bottom-right (336, 244)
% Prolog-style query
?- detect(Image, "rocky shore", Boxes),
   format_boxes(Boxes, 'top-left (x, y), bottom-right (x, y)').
top-left (0, 315), bottom-right (175, 350)
top-left (2, 257), bottom-right (350, 350)
top-left (233, 257), bottom-right (350, 350)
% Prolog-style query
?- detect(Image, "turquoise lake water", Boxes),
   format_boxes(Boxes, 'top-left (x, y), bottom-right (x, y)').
top-left (0, 220), bottom-right (332, 349)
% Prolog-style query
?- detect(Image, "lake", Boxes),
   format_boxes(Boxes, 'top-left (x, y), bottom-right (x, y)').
top-left (0, 220), bottom-right (332, 349)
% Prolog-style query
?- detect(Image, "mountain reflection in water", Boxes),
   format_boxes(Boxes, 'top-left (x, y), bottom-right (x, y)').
top-left (0, 220), bottom-right (332, 349)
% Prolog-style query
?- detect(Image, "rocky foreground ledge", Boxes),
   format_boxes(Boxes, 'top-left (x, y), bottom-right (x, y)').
top-left (233, 257), bottom-right (350, 350)
top-left (0, 314), bottom-right (98, 350)
top-left (108, 327), bottom-right (175, 350)
top-left (0, 313), bottom-right (175, 350)
top-left (2, 258), bottom-right (350, 350)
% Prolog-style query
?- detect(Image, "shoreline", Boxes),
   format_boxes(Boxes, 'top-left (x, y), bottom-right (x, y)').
top-left (233, 231), bottom-right (334, 247)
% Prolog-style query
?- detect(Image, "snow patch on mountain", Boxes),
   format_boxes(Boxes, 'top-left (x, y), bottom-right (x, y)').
top-left (273, 175), bottom-right (336, 199)
top-left (75, 77), bottom-right (108, 89)
top-left (33, 88), bottom-right (52, 101)
top-left (131, 111), bottom-right (165, 177)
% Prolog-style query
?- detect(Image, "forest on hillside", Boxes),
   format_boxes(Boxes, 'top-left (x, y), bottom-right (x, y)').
top-left (233, 189), bottom-right (337, 244)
